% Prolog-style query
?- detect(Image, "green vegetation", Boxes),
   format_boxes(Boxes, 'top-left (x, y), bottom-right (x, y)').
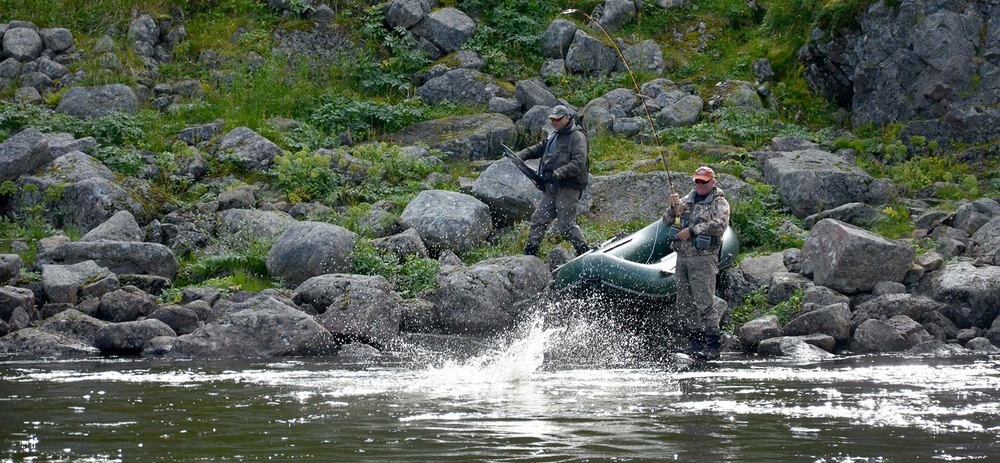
top-left (870, 203), bottom-right (913, 239)
top-left (351, 239), bottom-right (439, 298)
top-left (730, 182), bottom-right (804, 254)
top-left (175, 238), bottom-right (278, 292)
top-left (725, 288), bottom-right (803, 332)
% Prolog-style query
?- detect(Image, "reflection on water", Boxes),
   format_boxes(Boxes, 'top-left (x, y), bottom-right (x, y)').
top-left (1, 313), bottom-right (999, 462)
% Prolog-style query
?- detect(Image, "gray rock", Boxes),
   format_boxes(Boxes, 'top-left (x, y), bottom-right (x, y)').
top-left (717, 80), bottom-right (762, 108)
top-left (0, 58), bottom-right (21, 78)
top-left (79, 272), bottom-right (120, 301)
top-left (148, 305), bottom-right (200, 335)
top-left (592, 0), bottom-right (637, 33)
top-left (178, 120), bottom-right (224, 145)
top-left (917, 260), bottom-right (1000, 328)
top-left (0, 128), bottom-right (52, 182)
top-left (851, 294), bottom-right (946, 330)
top-left (0, 286), bottom-right (34, 322)
top-left (587, 171), bottom-right (750, 222)
top-left (488, 97), bottom-right (521, 118)
top-left (218, 127), bottom-right (283, 171)
top-left (37, 241), bottom-right (178, 280)
top-left (886, 314), bottom-right (934, 348)
top-left (753, 58), bottom-right (774, 82)
top-left (622, 39), bottom-right (664, 74)
top-left (56, 84), bottom-right (139, 118)
top-left (141, 335), bottom-right (175, 356)
top-left (540, 59), bottom-right (567, 78)
top-left (803, 202), bottom-right (884, 229)
top-left (7, 306), bottom-right (31, 331)
top-left (171, 295), bottom-right (336, 358)
top-left (801, 219), bottom-right (914, 294)
top-left (127, 14), bottom-right (158, 56)
top-left (850, 319), bottom-right (908, 353)
top-left (0, 255), bottom-right (20, 285)
top-left (471, 157), bottom-right (542, 225)
top-left (417, 68), bottom-right (501, 106)
top-left (217, 188), bottom-right (256, 211)
top-left (965, 337), bottom-right (998, 353)
top-left (917, 251), bottom-right (944, 272)
top-left (400, 190), bottom-right (493, 254)
top-left (386, 0), bottom-right (431, 29)
top-left (565, 30), bottom-right (619, 75)
top-left (40, 28), bottom-right (74, 52)
top-left (372, 228), bottom-right (429, 262)
top-left (580, 98), bottom-right (615, 133)
top-left (738, 252), bottom-right (787, 287)
top-left (43, 132), bottom-right (97, 157)
top-left (95, 319), bottom-right (175, 354)
top-left (14, 86), bottom-right (41, 104)
top-left (781, 302), bottom-right (851, 344)
top-left (94, 35), bottom-right (115, 53)
top-left (767, 272), bottom-right (812, 304)
top-left (266, 221), bottom-right (357, 287)
top-left (953, 199), bottom-right (1000, 235)
top-left (515, 105), bottom-right (553, 139)
top-left (757, 336), bottom-right (834, 360)
top-left (906, 340), bottom-right (968, 357)
top-left (2, 27), bottom-right (44, 61)
top-left (40, 261), bottom-right (111, 305)
top-left (514, 78), bottom-right (558, 109)
top-left (387, 113), bottom-right (516, 161)
top-left (399, 298), bottom-right (437, 333)
top-left (80, 210), bottom-right (144, 242)
top-left (35, 57), bottom-right (67, 79)
top-left (989, 316), bottom-right (1000, 347)
top-left (971, 217), bottom-right (1000, 263)
top-left (97, 287), bottom-right (158, 323)
top-left (428, 256), bottom-right (549, 334)
top-left (760, 149), bottom-right (893, 218)
top-left (542, 19), bottom-right (577, 59)
top-left (657, 95), bottom-right (703, 127)
top-left (956, 327), bottom-right (981, 345)
top-left (39, 308), bottom-right (107, 344)
top-left (802, 285), bottom-right (850, 312)
top-left (411, 7), bottom-right (475, 54)
top-left (218, 208), bottom-right (295, 241)
top-left (0, 328), bottom-right (97, 356)
top-left (873, 281), bottom-right (906, 296)
top-left (308, 275), bottom-right (403, 346)
top-left (19, 71), bottom-right (53, 92)
top-left (736, 314), bottom-right (780, 352)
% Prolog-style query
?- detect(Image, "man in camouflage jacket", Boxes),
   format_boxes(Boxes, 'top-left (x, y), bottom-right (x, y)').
top-left (662, 166), bottom-right (731, 359)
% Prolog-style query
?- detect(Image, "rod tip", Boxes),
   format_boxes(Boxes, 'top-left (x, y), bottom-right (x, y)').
top-left (561, 8), bottom-right (578, 15)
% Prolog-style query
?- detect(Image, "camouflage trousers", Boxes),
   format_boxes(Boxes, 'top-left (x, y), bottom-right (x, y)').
top-left (672, 251), bottom-right (723, 336)
top-left (525, 186), bottom-right (589, 255)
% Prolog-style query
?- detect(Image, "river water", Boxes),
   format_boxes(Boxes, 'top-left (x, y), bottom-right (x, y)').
top-left (2, 314), bottom-right (998, 462)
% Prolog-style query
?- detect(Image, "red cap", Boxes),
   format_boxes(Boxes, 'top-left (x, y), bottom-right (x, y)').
top-left (693, 166), bottom-right (715, 182)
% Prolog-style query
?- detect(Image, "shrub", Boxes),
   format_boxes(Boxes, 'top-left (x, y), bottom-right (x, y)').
top-left (0, 103), bottom-right (145, 146)
top-left (93, 146), bottom-right (144, 176)
top-left (730, 181), bottom-right (804, 253)
top-left (351, 239), bottom-right (439, 297)
top-left (308, 97), bottom-right (426, 141)
top-left (724, 288), bottom-right (803, 332)
top-left (270, 149), bottom-right (340, 204)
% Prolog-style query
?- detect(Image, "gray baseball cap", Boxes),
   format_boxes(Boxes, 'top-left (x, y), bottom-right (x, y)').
top-left (548, 105), bottom-right (570, 119)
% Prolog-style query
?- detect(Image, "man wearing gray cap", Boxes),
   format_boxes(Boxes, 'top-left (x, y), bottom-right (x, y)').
top-left (514, 105), bottom-right (592, 256)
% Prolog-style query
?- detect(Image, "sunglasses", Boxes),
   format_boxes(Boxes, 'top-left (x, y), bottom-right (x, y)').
top-left (694, 179), bottom-right (710, 184)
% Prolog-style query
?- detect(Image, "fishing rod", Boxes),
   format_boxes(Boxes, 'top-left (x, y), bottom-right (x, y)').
top-left (561, 8), bottom-right (683, 219)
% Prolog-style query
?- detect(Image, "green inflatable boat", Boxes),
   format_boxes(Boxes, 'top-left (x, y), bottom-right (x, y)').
top-left (551, 220), bottom-right (739, 299)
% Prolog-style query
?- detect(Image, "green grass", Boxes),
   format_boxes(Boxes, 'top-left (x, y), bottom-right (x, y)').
top-left (725, 288), bottom-right (803, 333)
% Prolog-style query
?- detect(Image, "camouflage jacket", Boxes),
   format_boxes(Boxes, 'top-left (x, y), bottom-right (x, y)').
top-left (661, 187), bottom-right (731, 256)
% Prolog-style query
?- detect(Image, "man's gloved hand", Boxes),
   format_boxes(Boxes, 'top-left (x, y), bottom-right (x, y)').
top-left (542, 171), bottom-right (555, 183)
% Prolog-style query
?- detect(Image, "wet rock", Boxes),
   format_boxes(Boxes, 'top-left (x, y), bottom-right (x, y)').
top-left (965, 337), bottom-right (998, 353)
top-left (39, 309), bottom-right (107, 345)
top-left (917, 260), bottom-right (1000, 328)
top-left (0, 128), bottom-right (52, 182)
top-left (736, 314), bottom-right (780, 352)
top-left (337, 342), bottom-right (381, 360)
top-left (266, 221), bottom-right (357, 287)
top-left (386, 113), bottom-right (516, 161)
top-left (142, 335), bottom-right (175, 356)
top-left (0, 328), bottom-right (97, 356)
top-left (542, 19), bottom-right (576, 59)
top-left (217, 127), bottom-right (283, 171)
top-left (906, 340), bottom-right (968, 357)
top-left (411, 8), bottom-right (475, 54)
top-left (79, 211), bottom-right (144, 242)
top-left (757, 336), bottom-right (834, 360)
top-left (56, 84), bottom-right (139, 119)
top-left (372, 228), bottom-right (429, 262)
top-left (801, 219), bottom-right (914, 294)
top-left (37, 241), bottom-right (178, 280)
top-left (851, 319), bottom-right (908, 353)
top-left (781, 303), bottom-right (851, 344)
top-left (400, 190), bottom-right (492, 254)
top-left (759, 150), bottom-right (893, 218)
top-left (428, 256), bottom-right (549, 334)
top-left (148, 305), bottom-right (200, 335)
top-left (95, 319), bottom-right (175, 354)
top-left (97, 286), bottom-right (158, 323)
top-left (171, 296), bottom-right (336, 358)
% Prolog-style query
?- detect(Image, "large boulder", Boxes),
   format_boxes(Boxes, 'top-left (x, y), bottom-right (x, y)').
top-left (471, 157), bottom-right (542, 225)
top-left (416, 68), bottom-right (502, 106)
top-left (622, 39), bottom-right (664, 74)
top-left (385, 0), bottom-right (430, 29)
top-left (800, 219), bottom-right (914, 294)
top-left (803, 202), bottom-right (884, 229)
top-left (987, 316), bottom-right (1000, 347)
top-left (37, 241), bottom-right (179, 280)
top-left (148, 305), bottom-right (200, 335)
top-left (514, 79), bottom-right (558, 109)
top-left (2, 27), bottom-right (44, 61)
top-left (40, 27), bottom-right (74, 52)
top-left (97, 286), bottom-right (158, 323)
top-left (218, 209), bottom-right (296, 241)
top-left (738, 252), bottom-right (787, 287)
top-left (0, 286), bottom-right (34, 322)
top-left (781, 303), bottom-right (851, 344)
top-left (0, 328), bottom-right (97, 356)
top-left (657, 95), bottom-right (703, 127)
top-left (736, 314), bottom-right (780, 352)
top-left (542, 19), bottom-right (577, 58)
top-left (386, 113), bottom-right (516, 161)
top-left (0, 255), bottom-right (19, 285)
top-left (39, 309), bottom-right (108, 345)
top-left (0, 128), bottom-right (52, 182)
top-left (428, 256), bottom-right (549, 334)
top-left (757, 336), bottom-right (834, 360)
top-left (759, 149), bottom-right (893, 218)
top-left (94, 319), bottom-right (175, 354)
top-left (952, 199), bottom-right (1000, 236)
top-left (266, 221), bottom-right (357, 287)
top-left (80, 210), bottom-right (144, 242)
top-left (171, 295), bottom-right (337, 358)
top-left (971, 217), bottom-right (1000, 264)
top-left (372, 228), bottom-right (429, 261)
top-left (303, 274), bottom-right (404, 346)
top-left (852, 293), bottom-right (947, 328)
top-left (885, 314), bottom-right (934, 348)
top-left (850, 319), bottom-right (908, 353)
top-left (411, 7), bottom-right (476, 54)
top-left (592, 0), bottom-right (637, 32)
top-left (55, 85), bottom-right (139, 119)
top-left (917, 260), bottom-right (1000, 328)
top-left (587, 171), bottom-right (750, 222)
top-left (217, 127), bottom-right (283, 171)
top-left (565, 30), bottom-right (619, 75)
top-left (41, 260), bottom-right (112, 305)
top-left (400, 190), bottom-right (493, 254)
